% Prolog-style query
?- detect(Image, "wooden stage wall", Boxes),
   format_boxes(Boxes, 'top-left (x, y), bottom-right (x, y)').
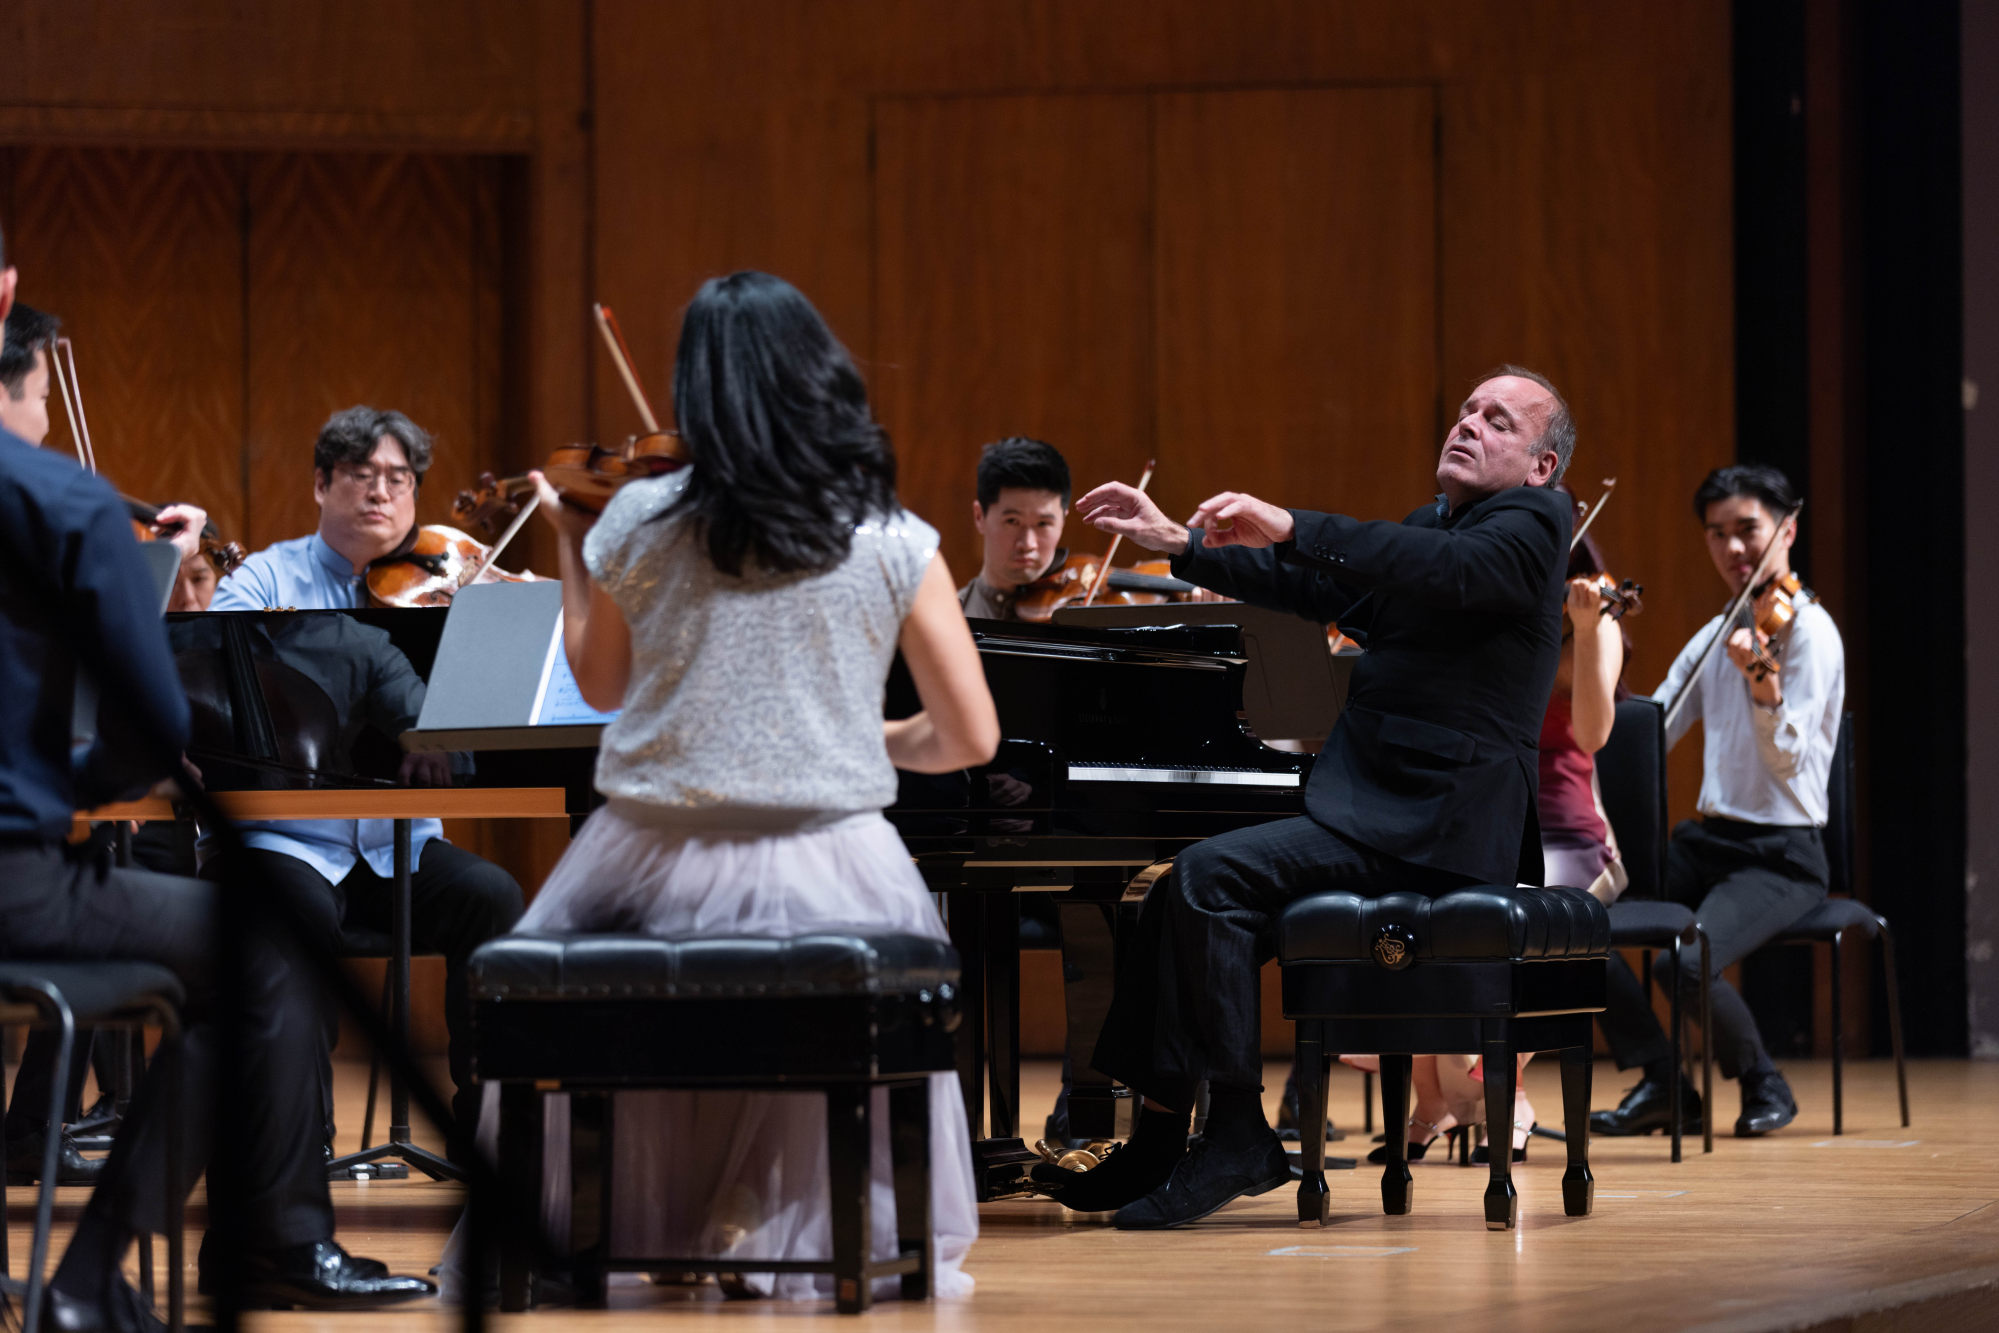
top-left (0, 0), bottom-right (1738, 1053)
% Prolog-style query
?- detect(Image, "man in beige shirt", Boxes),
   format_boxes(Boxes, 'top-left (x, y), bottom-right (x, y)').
top-left (957, 436), bottom-right (1071, 620)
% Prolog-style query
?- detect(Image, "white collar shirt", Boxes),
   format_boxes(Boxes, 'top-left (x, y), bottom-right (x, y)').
top-left (1651, 597), bottom-right (1845, 827)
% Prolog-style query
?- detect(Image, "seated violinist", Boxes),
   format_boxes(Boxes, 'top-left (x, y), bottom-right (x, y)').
top-left (208, 405), bottom-right (523, 1162)
top-left (958, 436), bottom-right (1071, 619)
top-left (1592, 464), bottom-right (1842, 1139)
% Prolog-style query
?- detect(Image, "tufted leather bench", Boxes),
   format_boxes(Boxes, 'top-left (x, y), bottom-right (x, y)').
top-left (468, 933), bottom-right (961, 1313)
top-left (1278, 886), bottom-right (1610, 1231)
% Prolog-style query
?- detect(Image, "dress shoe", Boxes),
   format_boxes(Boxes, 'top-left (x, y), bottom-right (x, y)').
top-left (5, 1126), bottom-right (107, 1186)
top-left (1112, 1132), bottom-right (1292, 1230)
top-left (1734, 1071), bottom-right (1798, 1137)
top-left (42, 1279), bottom-right (162, 1333)
top-left (199, 1235), bottom-right (388, 1294)
top-left (1036, 1137), bottom-right (1184, 1212)
top-left (1588, 1077), bottom-right (1703, 1137)
top-left (225, 1240), bottom-right (434, 1310)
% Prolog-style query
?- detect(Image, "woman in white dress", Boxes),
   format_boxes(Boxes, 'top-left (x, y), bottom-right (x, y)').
top-left (482, 271), bottom-right (998, 1302)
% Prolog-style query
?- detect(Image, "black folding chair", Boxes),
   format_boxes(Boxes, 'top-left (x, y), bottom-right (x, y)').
top-left (1597, 697), bottom-right (1714, 1159)
top-left (1761, 715), bottom-right (1909, 1134)
top-left (0, 962), bottom-right (186, 1333)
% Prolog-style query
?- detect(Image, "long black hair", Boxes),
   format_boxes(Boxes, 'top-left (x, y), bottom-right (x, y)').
top-left (664, 271), bottom-right (897, 576)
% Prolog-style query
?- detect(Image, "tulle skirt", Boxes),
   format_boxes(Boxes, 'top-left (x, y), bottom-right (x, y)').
top-left (449, 800), bottom-right (977, 1303)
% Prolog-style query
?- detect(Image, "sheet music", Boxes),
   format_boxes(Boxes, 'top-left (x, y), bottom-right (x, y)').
top-left (529, 613), bottom-right (620, 727)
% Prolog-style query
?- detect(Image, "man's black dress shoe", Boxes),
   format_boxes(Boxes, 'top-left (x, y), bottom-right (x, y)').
top-left (1588, 1077), bottom-right (1703, 1137)
top-left (1035, 1134), bottom-right (1186, 1212)
top-left (1734, 1072), bottom-right (1798, 1137)
top-left (42, 1279), bottom-right (162, 1333)
top-left (1112, 1133), bottom-right (1292, 1230)
top-left (223, 1241), bottom-right (433, 1310)
top-left (5, 1127), bottom-right (106, 1186)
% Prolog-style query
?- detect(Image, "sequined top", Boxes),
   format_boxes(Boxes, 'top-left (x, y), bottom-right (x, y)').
top-left (583, 470), bottom-right (939, 813)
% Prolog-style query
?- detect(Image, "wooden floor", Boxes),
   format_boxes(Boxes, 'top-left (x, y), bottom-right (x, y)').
top-left (8, 1058), bottom-right (1997, 1331)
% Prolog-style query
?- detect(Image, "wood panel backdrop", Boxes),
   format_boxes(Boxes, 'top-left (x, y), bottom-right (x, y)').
top-left (0, 0), bottom-right (1740, 1055)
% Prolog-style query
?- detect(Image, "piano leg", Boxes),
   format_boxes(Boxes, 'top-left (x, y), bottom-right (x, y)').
top-left (1056, 901), bottom-right (1130, 1141)
top-left (945, 892), bottom-right (986, 1139)
top-left (946, 892), bottom-right (1039, 1198)
top-left (984, 893), bottom-right (1021, 1142)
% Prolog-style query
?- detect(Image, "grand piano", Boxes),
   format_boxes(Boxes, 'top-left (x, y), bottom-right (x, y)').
top-left (175, 590), bottom-right (1353, 1199)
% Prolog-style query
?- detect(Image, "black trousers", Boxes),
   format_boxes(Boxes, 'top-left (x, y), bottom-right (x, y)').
top-left (1598, 817), bottom-right (1828, 1082)
top-left (7, 820), bottom-right (198, 1137)
top-left (1092, 815), bottom-right (1473, 1114)
top-left (200, 841), bottom-right (522, 1152)
top-left (0, 841), bottom-right (334, 1245)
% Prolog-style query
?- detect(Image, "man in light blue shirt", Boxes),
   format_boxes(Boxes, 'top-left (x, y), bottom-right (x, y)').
top-left (208, 405), bottom-right (522, 1159)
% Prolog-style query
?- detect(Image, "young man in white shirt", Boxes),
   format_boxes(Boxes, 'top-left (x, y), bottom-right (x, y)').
top-left (1593, 464), bottom-right (1844, 1138)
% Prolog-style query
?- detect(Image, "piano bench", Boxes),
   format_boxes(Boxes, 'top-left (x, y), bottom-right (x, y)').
top-left (468, 932), bottom-right (961, 1314)
top-left (1277, 886), bottom-right (1610, 1232)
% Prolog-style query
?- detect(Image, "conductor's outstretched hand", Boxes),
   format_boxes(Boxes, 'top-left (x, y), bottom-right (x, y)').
top-left (1183, 492), bottom-right (1296, 549)
top-left (1075, 481), bottom-right (1190, 553)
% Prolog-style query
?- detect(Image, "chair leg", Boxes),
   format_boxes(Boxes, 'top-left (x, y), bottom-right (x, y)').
top-left (160, 1008), bottom-right (185, 1333)
top-left (1877, 917), bottom-right (1910, 1127)
top-left (1293, 1021), bottom-right (1331, 1228)
top-left (23, 988), bottom-right (75, 1333)
top-left (567, 1093), bottom-right (611, 1308)
top-left (1362, 1069), bottom-right (1374, 1135)
top-left (498, 1083), bottom-right (544, 1312)
top-left (1560, 1045), bottom-right (1594, 1217)
top-left (1698, 929), bottom-right (1715, 1154)
top-left (888, 1079), bottom-right (932, 1300)
top-left (1668, 938), bottom-right (1684, 1164)
top-left (1830, 932), bottom-right (1845, 1136)
top-left (1480, 1032), bottom-right (1517, 1231)
top-left (1377, 1054), bottom-right (1413, 1216)
top-left (826, 1083), bottom-right (873, 1314)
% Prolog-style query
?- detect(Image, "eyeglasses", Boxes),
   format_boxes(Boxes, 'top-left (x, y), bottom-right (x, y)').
top-left (332, 464), bottom-right (418, 496)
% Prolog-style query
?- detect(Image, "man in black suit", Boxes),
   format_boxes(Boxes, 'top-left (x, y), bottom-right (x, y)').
top-left (1044, 367), bottom-right (1575, 1228)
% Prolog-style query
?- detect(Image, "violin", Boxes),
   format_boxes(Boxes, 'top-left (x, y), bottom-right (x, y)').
top-left (454, 431), bottom-right (687, 530)
top-left (364, 524), bottom-right (533, 608)
top-left (451, 301), bottom-right (691, 536)
top-left (1745, 570), bottom-right (1814, 681)
top-left (124, 495), bottom-right (246, 575)
top-left (1012, 553), bottom-right (1198, 622)
top-left (1581, 572), bottom-right (1644, 621)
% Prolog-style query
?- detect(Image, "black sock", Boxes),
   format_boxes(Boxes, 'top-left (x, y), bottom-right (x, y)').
top-left (1202, 1083), bottom-right (1273, 1150)
top-left (50, 1197), bottom-right (132, 1300)
top-left (1641, 1059), bottom-right (1676, 1087)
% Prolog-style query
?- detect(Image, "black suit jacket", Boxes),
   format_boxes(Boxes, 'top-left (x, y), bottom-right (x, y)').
top-left (1170, 485), bottom-right (1570, 885)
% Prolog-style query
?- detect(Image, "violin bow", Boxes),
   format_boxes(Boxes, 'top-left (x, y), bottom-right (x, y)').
top-left (1082, 459), bottom-right (1157, 607)
top-left (1570, 477), bottom-right (1616, 552)
top-left (1661, 499), bottom-right (1803, 733)
top-left (593, 303), bottom-right (663, 434)
top-left (458, 490), bottom-right (541, 589)
top-left (49, 337), bottom-right (97, 474)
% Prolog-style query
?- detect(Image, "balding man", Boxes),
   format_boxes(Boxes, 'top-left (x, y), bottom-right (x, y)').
top-left (1042, 367), bottom-right (1578, 1228)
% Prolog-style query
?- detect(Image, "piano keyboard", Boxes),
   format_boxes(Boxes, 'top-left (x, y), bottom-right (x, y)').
top-left (1066, 762), bottom-right (1301, 788)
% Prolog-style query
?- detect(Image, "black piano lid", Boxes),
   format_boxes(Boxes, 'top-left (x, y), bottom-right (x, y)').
top-left (963, 616), bottom-right (1247, 666)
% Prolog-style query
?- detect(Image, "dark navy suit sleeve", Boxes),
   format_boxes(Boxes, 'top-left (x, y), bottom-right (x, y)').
top-left (1168, 527), bottom-right (1369, 625)
top-left (64, 474), bottom-right (192, 804)
top-left (1281, 487), bottom-right (1569, 615)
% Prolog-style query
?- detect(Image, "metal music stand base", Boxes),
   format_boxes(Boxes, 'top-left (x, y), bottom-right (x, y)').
top-left (325, 818), bottom-right (463, 1184)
